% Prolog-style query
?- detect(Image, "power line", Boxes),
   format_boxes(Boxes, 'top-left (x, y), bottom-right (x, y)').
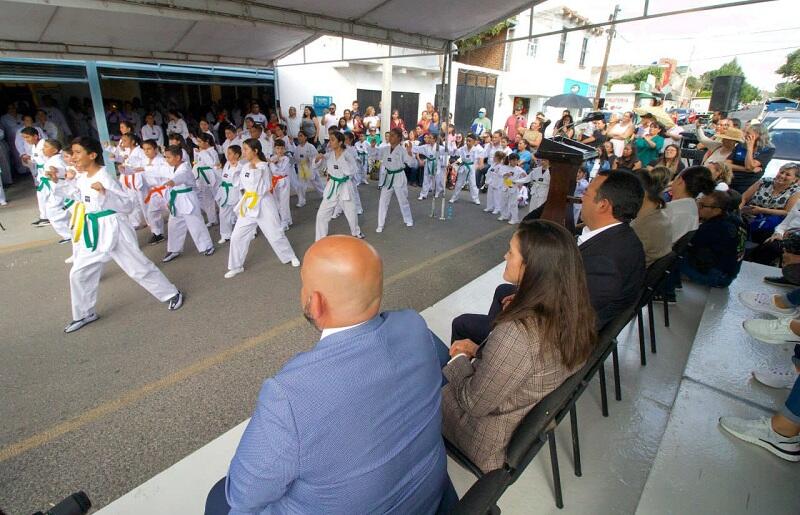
top-left (688, 45), bottom-right (799, 62)
top-left (620, 25), bottom-right (800, 42)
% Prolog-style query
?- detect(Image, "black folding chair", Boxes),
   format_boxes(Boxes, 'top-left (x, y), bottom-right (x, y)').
top-left (656, 230), bottom-right (696, 328)
top-left (636, 252), bottom-right (678, 365)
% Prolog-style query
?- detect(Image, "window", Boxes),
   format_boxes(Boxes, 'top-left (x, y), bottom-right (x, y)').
top-left (526, 38), bottom-right (538, 58)
top-left (558, 29), bottom-right (567, 62)
top-left (579, 37), bottom-right (589, 67)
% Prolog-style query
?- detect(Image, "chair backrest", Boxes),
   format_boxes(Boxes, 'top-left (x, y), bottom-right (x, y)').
top-left (638, 251), bottom-right (678, 307)
top-left (672, 230), bottom-right (697, 256)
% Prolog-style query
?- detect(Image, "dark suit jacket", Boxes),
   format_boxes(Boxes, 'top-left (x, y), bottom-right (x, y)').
top-left (579, 223), bottom-right (646, 330)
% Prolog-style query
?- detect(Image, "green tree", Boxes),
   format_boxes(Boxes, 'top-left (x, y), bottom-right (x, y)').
top-left (775, 49), bottom-right (800, 98)
top-left (607, 66), bottom-right (663, 86)
top-left (685, 76), bottom-right (702, 93)
top-left (699, 58), bottom-right (761, 104)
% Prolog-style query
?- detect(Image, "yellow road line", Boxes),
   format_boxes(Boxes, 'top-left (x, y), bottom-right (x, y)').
top-left (0, 225), bottom-right (511, 463)
top-left (0, 238), bottom-right (58, 255)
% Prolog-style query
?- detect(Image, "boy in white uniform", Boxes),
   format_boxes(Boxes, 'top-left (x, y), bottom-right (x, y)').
top-left (268, 139), bottom-right (293, 230)
top-left (41, 139), bottom-right (72, 242)
top-left (64, 138), bottom-right (183, 334)
top-left (193, 133), bottom-right (220, 227)
top-left (154, 146), bottom-right (215, 263)
top-left (215, 145), bottom-right (243, 244)
top-left (498, 153), bottom-right (527, 224)
top-left (525, 159), bottom-right (551, 217)
top-left (313, 131), bottom-right (365, 241)
top-left (483, 150), bottom-right (506, 215)
top-left (226, 139), bottom-right (300, 278)
top-left (140, 114), bottom-right (164, 147)
top-left (450, 133), bottom-right (483, 205)
top-left (415, 133), bottom-right (442, 201)
top-left (354, 132), bottom-right (370, 185)
top-left (138, 140), bottom-right (168, 245)
top-left (20, 127), bottom-right (49, 225)
top-left (116, 133), bottom-right (149, 230)
top-left (293, 131), bottom-right (325, 207)
top-left (376, 128), bottom-right (416, 233)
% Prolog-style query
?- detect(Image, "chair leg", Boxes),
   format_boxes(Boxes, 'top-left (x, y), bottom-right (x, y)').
top-left (663, 296), bottom-right (670, 327)
top-left (548, 430), bottom-right (564, 509)
top-left (569, 405), bottom-right (582, 477)
top-left (599, 362), bottom-right (609, 417)
top-left (611, 345), bottom-right (622, 401)
top-left (637, 308), bottom-right (647, 366)
top-left (647, 300), bottom-right (657, 354)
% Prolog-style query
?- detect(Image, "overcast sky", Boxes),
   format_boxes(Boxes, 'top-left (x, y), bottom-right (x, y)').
top-left (553, 0), bottom-right (800, 91)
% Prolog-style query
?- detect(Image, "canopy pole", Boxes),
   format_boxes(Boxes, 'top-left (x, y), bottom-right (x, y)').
top-left (380, 59), bottom-right (392, 137)
top-left (438, 41), bottom-right (453, 221)
top-left (85, 61), bottom-right (115, 176)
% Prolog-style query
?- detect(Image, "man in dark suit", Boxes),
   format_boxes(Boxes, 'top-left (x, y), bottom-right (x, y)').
top-left (452, 169), bottom-right (645, 341)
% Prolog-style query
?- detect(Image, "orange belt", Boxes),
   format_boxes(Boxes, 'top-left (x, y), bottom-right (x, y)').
top-left (145, 185), bottom-right (167, 204)
top-left (122, 173), bottom-right (137, 190)
top-left (270, 175), bottom-right (286, 193)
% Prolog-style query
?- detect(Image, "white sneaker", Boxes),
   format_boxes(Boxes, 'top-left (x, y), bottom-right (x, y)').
top-left (473, 200), bottom-right (481, 205)
top-left (491, 210), bottom-right (500, 215)
top-left (483, 207), bottom-right (492, 212)
top-left (449, 199), bottom-right (456, 204)
top-left (296, 203), bottom-right (305, 208)
top-left (218, 238), bottom-right (229, 245)
top-left (752, 367), bottom-right (798, 389)
top-left (508, 220), bottom-right (518, 225)
top-left (742, 318), bottom-right (800, 345)
top-left (418, 196), bottom-right (425, 201)
top-left (64, 255), bottom-right (74, 264)
top-left (497, 216), bottom-right (507, 221)
top-left (224, 267), bottom-right (244, 279)
top-left (376, 226), bottom-right (383, 233)
top-left (64, 313), bottom-right (99, 333)
top-left (719, 416), bottom-right (800, 462)
top-left (406, 222), bottom-right (414, 227)
top-left (738, 292), bottom-right (797, 317)
top-left (290, 258), bottom-right (301, 267)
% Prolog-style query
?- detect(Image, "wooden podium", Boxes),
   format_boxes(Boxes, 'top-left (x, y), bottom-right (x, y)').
top-left (536, 136), bottom-right (598, 230)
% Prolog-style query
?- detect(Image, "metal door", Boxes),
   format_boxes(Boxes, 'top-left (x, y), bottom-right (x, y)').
top-left (356, 88), bottom-right (382, 117)
top-left (391, 91), bottom-right (419, 133)
top-left (454, 70), bottom-right (497, 134)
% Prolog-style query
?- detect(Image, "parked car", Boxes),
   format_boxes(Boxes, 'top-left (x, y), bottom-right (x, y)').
top-left (669, 108), bottom-right (697, 125)
top-left (764, 117), bottom-right (800, 178)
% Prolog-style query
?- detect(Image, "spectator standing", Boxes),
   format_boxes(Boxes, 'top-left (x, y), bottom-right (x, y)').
top-left (350, 100), bottom-right (361, 118)
top-left (553, 113), bottom-right (575, 139)
top-left (363, 106), bottom-right (381, 132)
top-left (634, 121), bottom-right (665, 167)
top-left (728, 123), bottom-right (775, 193)
top-left (301, 106), bottom-right (320, 145)
top-left (504, 106), bottom-right (526, 143)
top-left (244, 102), bottom-right (267, 126)
top-left (607, 112), bottom-right (635, 157)
top-left (428, 111), bottom-right (441, 139)
top-left (283, 106), bottom-right (301, 141)
top-left (522, 119), bottom-right (543, 150)
top-left (470, 108), bottom-right (492, 137)
top-left (389, 109), bottom-right (405, 131)
top-left (321, 103), bottom-right (339, 143)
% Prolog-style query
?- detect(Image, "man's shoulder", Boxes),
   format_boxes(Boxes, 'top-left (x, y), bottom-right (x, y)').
top-left (581, 223), bottom-right (643, 256)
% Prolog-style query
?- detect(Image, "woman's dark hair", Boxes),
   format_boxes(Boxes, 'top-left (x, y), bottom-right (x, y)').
top-left (72, 137), bottom-right (105, 165)
top-left (704, 190), bottom-right (733, 214)
top-left (595, 169), bottom-right (645, 222)
top-left (168, 109), bottom-right (181, 118)
top-left (243, 138), bottom-right (268, 161)
top-left (121, 132), bottom-right (142, 146)
top-left (303, 105), bottom-right (317, 118)
top-left (274, 139), bottom-right (286, 148)
top-left (494, 220), bottom-right (597, 369)
top-left (44, 138), bottom-right (62, 152)
top-left (640, 166), bottom-right (671, 207)
top-left (168, 132), bottom-right (193, 161)
top-left (617, 142), bottom-right (639, 168)
top-left (679, 165), bottom-right (716, 198)
top-left (197, 133), bottom-right (214, 146)
top-left (20, 126), bottom-right (39, 137)
top-left (227, 144), bottom-right (242, 157)
top-left (142, 139), bottom-right (160, 150)
top-left (164, 145), bottom-right (184, 159)
top-left (119, 120), bottom-right (134, 131)
top-left (329, 130), bottom-right (346, 147)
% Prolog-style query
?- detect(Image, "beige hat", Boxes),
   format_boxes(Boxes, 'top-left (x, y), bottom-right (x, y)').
top-left (715, 127), bottom-right (744, 143)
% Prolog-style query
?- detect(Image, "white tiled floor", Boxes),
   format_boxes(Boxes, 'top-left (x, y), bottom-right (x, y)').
top-left (98, 261), bottom-right (800, 515)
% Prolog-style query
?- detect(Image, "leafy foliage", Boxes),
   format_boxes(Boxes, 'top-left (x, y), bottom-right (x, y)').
top-left (455, 20), bottom-right (516, 52)
top-left (774, 49), bottom-right (800, 99)
top-left (698, 58), bottom-right (761, 104)
top-left (607, 66), bottom-right (663, 86)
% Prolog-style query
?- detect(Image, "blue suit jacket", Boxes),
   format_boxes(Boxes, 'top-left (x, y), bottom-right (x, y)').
top-left (226, 310), bottom-right (447, 514)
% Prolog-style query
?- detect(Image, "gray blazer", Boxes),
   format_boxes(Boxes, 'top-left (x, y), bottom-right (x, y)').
top-left (442, 320), bottom-right (578, 472)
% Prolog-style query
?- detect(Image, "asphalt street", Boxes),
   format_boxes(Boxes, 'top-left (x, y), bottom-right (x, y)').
top-left (0, 180), bottom-right (514, 514)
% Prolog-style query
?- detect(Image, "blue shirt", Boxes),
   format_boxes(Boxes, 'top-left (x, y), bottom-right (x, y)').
top-left (225, 311), bottom-right (447, 514)
top-left (517, 149), bottom-right (532, 171)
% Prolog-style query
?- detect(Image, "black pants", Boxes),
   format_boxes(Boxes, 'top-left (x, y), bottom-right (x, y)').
top-left (451, 283), bottom-right (516, 344)
top-left (748, 240), bottom-right (782, 266)
top-left (476, 164), bottom-right (489, 189)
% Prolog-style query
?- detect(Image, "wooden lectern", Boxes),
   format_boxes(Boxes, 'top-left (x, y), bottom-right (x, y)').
top-left (535, 136), bottom-right (598, 230)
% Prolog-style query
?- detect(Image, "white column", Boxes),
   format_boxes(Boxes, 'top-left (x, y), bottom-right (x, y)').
top-left (381, 59), bottom-right (392, 133)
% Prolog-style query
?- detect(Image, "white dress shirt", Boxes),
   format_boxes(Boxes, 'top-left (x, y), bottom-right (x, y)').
top-left (578, 222), bottom-right (622, 246)
top-left (320, 321), bottom-right (368, 340)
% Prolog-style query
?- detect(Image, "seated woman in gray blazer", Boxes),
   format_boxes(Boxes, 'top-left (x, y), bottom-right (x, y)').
top-left (442, 220), bottom-right (597, 473)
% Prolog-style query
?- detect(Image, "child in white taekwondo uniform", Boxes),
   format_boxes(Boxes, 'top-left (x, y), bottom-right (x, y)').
top-left (225, 139), bottom-right (300, 278)
top-left (526, 158), bottom-right (551, 217)
top-left (376, 128), bottom-right (416, 233)
top-left (293, 130), bottom-right (325, 207)
top-left (215, 144), bottom-right (243, 244)
top-left (19, 127), bottom-right (49, 225)
top-left (340, 132), bottom-right (363, 215)
top-left (272, 124), bottom-right (298, 196)
top-left (313, 131), bottom-right (365, 241)
top-left (498, 153), bottom-right (528, 225)
top-left (193, 133), bottom-right (220, 227)
top-left (138, 140), bottom-right (169, 246)
top-left (40, 139), bottom-right (72, 242)
top-left (449, 133), bottom-right (483, 205)
top-left (268, 139), bottom-right (293, 230)
top-left (154, 145), bottom-right (215, 263)
top-left (116, 133), bottom-right (149, 229)
top-left (221, 126), bottom-right (242, 158)
top-left (354, 132), bottom-right (370, 185)
top-left (63, 138), bottom-right (183, 334)
top-left (483, 150), bottom-right (506, 215)
top-left (140, 113), bottom-right (164, 148)
top-left (52, 148), bottom-right (82, 263)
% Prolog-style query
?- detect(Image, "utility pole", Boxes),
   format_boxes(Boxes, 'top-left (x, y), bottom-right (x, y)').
top-left (593, 4), bottom-right (620, 109)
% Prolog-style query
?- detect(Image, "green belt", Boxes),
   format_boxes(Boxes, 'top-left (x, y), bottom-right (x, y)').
top-left (326, 175), bottom-right (349, 199)
top-left (197, 166), bottom-right (212, 185)
top-left (380, 167), bottom-right (405, 190)
top-left (425, 156), bottom-right (437, 176)
top-left (83, 210), bottom-right (116, 252)
top-left (63, 199), bottom-right (75, 210)
top-left (460, 160), bottom-right (473, 175)
top-left (219, 181), bottom-right (233, 207)
top-left (169, 187), bottom-right (193, 215)
top-left (357, 151), bottom-right (367, 167)
top-left (36, 175), bottom-right (51, 192)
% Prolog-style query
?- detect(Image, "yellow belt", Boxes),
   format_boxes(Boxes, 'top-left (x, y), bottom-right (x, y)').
top-left (70, 202), bottom-right (86, 243)
top-left (240, 191), bottom-right (259, 217)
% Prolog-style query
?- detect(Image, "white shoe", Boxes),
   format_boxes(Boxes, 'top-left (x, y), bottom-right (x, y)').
top-left (296, 203), bottom-right (305, 208)
top-left (357, 209), bottom-right (364, 215)
top-left (752, 367), bottom-right (798, 389)
top-left (162, 252), bottom-right (181, 263)
top-left (218, 238), bottom-right (229, 245)
top-left (719, 416), bottom-right (800, 462)
top-left (491, 210), bottom-right (500, 215)
top-left (473, 200), bottom-right (481, 205)
top-left (497, 216), bottom-right (507, 221)
top-left (64, 255), bottom-right (74, 264)
top-left (449, 199), bottom-right (456, 204)
top-left (64, 313), bottom-right (99, 333)
top-left (0, 201), bottom-right (7, 206)
top-left (376, 226), bottom-right (383, 233)
top-left (418, 196), bottom-right (425, 201)
top-left (483, 207), bottom-right (492, 212)
top-left (508, 220), bottom-right (518, 225)
top-left (742, 318), bottom-right (800, 345)
top-left (224, 267), bottom-right (244, 279)
top-left (406, 222), bottom-right (414, 227)
top-left (738, 292), bottom-right (797, 317)
top-left (290, 258), bottom-right (301, 267)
